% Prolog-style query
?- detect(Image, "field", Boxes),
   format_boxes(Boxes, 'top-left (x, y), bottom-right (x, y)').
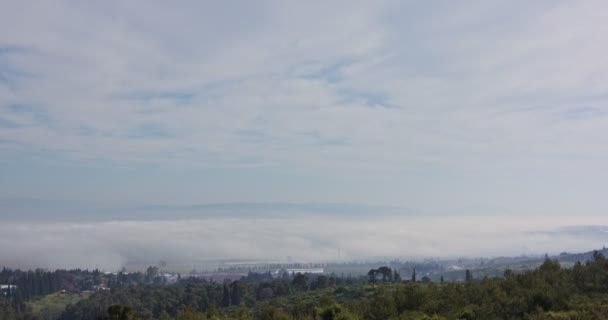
top-left (27, 291), bottom-right (92, 320)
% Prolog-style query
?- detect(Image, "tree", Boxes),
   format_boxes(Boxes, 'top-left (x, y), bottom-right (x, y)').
top-left (377, 266), bottom-right (392, 282)
top-left (236, 306), bottom-right (253, 320)
top-left (292, 273), bottom-right (308, 291)
top-left (259, 287), bottom-right (274, 300)
top-left (291, 301), bottom-right (309, 320)
top-left (230, 280), bottom-right (244, 306)
top-left (206, 305), bottom-right (220, 319)
top-left (316, 302), bottom-right (357, 320)
top-left (465, 269), bottom-right (472, 282)
top-left (145, 266), bottom-right (159, 283)
top-left (176, 308), bottom-right (207, 320)
top-left (107, 305), bottom-right (137, 320)
top-left (259, 306), bottom-right (290, 320)
top-left (411, 268), bottom-right (417, 283)
top-left (312, 275), bottom-right (329, 289)
top-left (221, 284), bottom-right (230, 307)
top-left (368, 269), bottom-right (378, 283)
top-left (368, 286), bottom-right (397, 320)
top-left (394, 270), bottom-right (402, 283)
top-left (539, 259), bottom-right (561, 273)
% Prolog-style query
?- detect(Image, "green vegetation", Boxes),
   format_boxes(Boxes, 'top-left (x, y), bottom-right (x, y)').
top-left (27, 291), bottom-right (91, 320)
top-left (4, 251), bottom-right (608, 319)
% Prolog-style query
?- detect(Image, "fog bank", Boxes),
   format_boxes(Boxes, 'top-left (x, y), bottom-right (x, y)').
top-left (1, 215), bottom-right (606, 270)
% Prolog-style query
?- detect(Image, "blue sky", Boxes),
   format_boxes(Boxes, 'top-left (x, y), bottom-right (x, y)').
top-left (1, 1), bottom-right (608, 267)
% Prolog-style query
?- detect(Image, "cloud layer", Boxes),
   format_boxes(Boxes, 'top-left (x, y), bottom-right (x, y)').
top-left (1, 215), bottom-right (605, 271)
top-left (2, 1), bottom-right (608, 170)
top-left (2, 2), bottom-right (608, 268)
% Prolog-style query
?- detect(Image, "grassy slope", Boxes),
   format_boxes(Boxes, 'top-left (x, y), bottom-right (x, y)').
top-left (28, 291), bottom-right (92, 320)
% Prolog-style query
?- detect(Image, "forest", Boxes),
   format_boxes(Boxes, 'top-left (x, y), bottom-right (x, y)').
top-left (3, 252), bottom-right (608, 320)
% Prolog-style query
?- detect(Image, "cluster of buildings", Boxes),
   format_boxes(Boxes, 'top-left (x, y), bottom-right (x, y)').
top-left (1, 284), bottom-right (17, 295)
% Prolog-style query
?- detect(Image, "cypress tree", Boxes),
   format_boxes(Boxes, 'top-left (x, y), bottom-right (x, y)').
top-left (222, 284), bottom-right (230, 307)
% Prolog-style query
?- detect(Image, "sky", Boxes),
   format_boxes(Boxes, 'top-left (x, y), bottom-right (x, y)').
top-left (1, 1), bottom-right (608, 269)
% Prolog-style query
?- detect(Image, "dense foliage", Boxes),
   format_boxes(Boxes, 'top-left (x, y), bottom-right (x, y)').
top-left (0, 267), bottom-right (163, 319)
top-left (4, 252), bottom-right (608, 319)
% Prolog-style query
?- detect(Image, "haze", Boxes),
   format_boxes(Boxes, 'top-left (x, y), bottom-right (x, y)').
top-left (1, 1), bottom-right (608, 270)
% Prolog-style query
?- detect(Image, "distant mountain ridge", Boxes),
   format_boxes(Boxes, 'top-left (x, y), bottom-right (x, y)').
top-left (0, 199), bottom-right (410, 222)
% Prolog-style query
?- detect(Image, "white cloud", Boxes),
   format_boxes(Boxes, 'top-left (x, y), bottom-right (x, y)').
top-left (1, 0), bottom-right (606, 171)
top-left (1, 1), bottom-right (608, 222)
top-left (0, 215), bottom-right (605, 270)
